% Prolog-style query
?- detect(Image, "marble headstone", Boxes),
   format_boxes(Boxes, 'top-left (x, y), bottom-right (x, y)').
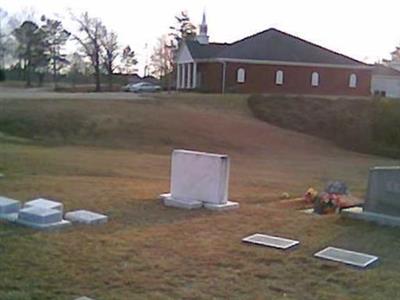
top-left (161, 149), bottom-right (238, 210)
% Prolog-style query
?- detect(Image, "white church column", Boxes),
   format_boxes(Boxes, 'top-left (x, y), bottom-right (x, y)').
top-left (192, 63), bottom-right (197, 89)
top-left (181, 64), bottom-right (185, 89)
top-left (177, 63), bottom-right (181, 90)
top-left (187, 63), bottom-right (192, 89)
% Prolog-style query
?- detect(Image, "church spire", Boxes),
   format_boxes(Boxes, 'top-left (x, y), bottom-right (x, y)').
top-left (197, 11), bottom-right (209, 44)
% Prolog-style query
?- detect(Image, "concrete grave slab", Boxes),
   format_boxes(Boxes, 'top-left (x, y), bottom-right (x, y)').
top-left (65, 210), bottom-right (108, 225)
top-left (242, 234), bottom-right (299, 250)
top-left (314, 247), bottom-right (378, 268)
top-left (24, 198), bottom-right (63, 212)
top-left (17, 207), bottom-right (70, 230)
top-left (204, 201), bottom-right (239, 211)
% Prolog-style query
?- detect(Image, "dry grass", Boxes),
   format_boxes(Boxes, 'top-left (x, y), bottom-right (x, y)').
top-left (0, 93), bottom-right (399, 299)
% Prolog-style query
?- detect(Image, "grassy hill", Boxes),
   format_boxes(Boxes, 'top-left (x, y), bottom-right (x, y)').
top-left (0, 92), bottom-right (399, 299)
top-left (248, 94), bottom-right (400, 158)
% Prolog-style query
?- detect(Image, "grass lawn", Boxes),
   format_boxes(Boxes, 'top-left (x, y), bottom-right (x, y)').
top-left (0, 92), bottom-right (399, 299)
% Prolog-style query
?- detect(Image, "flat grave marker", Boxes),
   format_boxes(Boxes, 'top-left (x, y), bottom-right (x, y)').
top-left (314, 247), bottom-right (378, 268)
top-left (242, 234), bottom-right (299, 250)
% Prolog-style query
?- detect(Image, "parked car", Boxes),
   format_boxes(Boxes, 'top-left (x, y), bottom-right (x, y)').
top-left (122, 82), bottom-right (162, 93)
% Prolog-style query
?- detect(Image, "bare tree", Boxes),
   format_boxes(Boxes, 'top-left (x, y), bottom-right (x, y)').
top-left (150, 35), bottom-right (174, 82)
top-left (100, 28), bottom-right (119, 91)
top-left (119, 45), bottom-right (138, 74)
top-left (72, 12), bottom-right (103, 92)
top-left (40, 15), bottom-right (70, 90)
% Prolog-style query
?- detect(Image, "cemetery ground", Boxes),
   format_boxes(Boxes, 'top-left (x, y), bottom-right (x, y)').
top-left (1, 92), bottom-right (400, 299)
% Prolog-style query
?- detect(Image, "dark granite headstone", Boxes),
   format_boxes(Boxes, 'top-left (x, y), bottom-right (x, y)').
top-left (325, 181), bottom-right (349, 195)
top-left (365, 167), bottom-right (400, 217)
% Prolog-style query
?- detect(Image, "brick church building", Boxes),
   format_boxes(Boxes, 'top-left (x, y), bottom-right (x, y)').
top-left (175, 13), bottom-right (372, 96)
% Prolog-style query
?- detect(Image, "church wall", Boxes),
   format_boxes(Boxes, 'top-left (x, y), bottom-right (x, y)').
top-left (214, 62), bottom-right (372, 96)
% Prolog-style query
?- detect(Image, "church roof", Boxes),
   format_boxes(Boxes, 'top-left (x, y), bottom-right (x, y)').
top-left (186, 40), bottom-right (230, 59)
top-left (186, 28), bottom-right (367, 66)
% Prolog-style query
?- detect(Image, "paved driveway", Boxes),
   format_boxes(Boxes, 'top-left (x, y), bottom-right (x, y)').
top-left (0, 86), bottom-right (150, 101)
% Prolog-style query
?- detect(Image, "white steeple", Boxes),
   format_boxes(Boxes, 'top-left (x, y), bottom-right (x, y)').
top-left (197, 11), bottom-right (209, 45)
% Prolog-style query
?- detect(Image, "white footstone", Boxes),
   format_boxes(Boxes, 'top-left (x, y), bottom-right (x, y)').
top-left (204, 201), bottom-right (239, 211)
top-left (65, 210), bottom-right (108, 225)
top-left (24, 198), bottom-right (64, 212)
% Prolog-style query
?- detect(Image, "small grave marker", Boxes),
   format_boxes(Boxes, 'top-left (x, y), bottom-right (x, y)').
top-left (242, 234), bottom-right (299, 250)
top-left (65, 210), bottom-right (108, 225)
top-left (314, 247), bottom-right (378, 268)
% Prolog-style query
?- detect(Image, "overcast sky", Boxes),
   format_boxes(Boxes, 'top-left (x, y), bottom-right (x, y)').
top-left (1, 0), bottom-right (399, 75)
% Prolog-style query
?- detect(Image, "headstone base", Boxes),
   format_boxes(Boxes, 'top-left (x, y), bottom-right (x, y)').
top-left (341, 207), bottom-right (400, 227)
top-left (16, 219), bottom-right (71, 230)
top-left (0, 213), bottom-right (19, 222)
top-left (160, 193), bottom-right (202, 210)
top-left (204, 201), bottom-right (239, 211)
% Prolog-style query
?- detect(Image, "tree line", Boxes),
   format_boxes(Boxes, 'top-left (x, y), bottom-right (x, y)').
top-left (0, 8), bottom-right (198, 92)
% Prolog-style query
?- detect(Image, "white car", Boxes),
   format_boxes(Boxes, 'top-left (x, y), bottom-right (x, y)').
top-left (122, 82), bottom-right (162, 93)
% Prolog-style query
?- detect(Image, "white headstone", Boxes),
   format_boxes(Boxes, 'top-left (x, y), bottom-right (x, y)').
top-left (171, 150), bottom-right (229, 204)
top-left (161, 150), bottom-right (238, 210)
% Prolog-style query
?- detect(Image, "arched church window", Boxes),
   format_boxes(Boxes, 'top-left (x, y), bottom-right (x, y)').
top-left (237, 68), bottom-right (246, 83)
